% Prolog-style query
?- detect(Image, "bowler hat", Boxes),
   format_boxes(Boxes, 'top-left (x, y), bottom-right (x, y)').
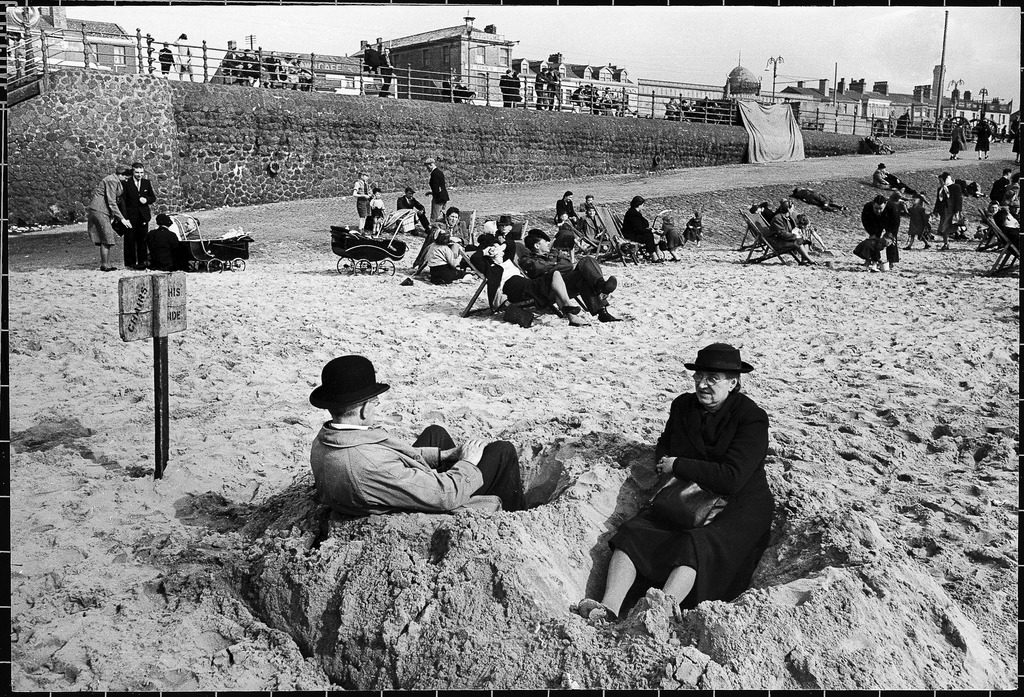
top-left (404, 186), bottom-right (415, 195)
top-left (684, 343), bottom-right (754, 373)
top-left (309, 355), bottom-right (390, 410)
top-left (498, 214), bottom-right (513, 227)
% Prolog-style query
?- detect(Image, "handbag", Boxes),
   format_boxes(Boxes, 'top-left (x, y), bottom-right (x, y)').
top-left (648, 477), bottom-right (726, 530)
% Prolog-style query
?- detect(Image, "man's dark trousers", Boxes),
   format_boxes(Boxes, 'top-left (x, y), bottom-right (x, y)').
top-left (413, 425), bottom-right (525, 511)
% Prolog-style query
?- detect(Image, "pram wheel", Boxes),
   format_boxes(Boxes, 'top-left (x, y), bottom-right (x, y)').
top-left (378, 259), bottom-right (396, 276)
top-left (230, 258), bottom-right (246, 271)
top-left (356, 259), bottom-right (374, 274)
top-left (337, 258), bottom-right (347, 274)
top-left (208, 258), bottom-right (224, 273)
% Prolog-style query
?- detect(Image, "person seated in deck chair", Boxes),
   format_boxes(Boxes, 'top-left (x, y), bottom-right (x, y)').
top-left (469, 233), bottom-right (502, 276)
top-left (397, 186), bottom-right (431, 233)
top-left (767, 200), bottom-right (813, 265)
top-left (791, 187), bottom-right (845, 212)
top-left (519, 229), bottom-right (622, 324)
top-left (623, 196), bottom-right (667, 262)
top-left (749, 201), bottom-right (774, 225)
top-left (443, 207), bottom-right (471, 248)
top-left (309, 355), bottom-right (525, 516)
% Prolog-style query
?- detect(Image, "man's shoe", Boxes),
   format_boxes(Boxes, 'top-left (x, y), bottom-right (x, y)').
top-left (598, 310), bottom-right (621, 323)
top-left (601, 276), bottom-right (617, 295)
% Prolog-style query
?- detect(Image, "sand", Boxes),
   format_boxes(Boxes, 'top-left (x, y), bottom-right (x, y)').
top-left (8, 145), bottom-right (1018, 690)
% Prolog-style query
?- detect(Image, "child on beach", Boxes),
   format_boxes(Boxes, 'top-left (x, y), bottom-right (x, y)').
top-left (904, 196), bottom-right (932, 250)
top-left (853, 232), bottom-right (895, 272)
top-left (794, 214), bottom-right (830, 255)
top-left (683, 211), bottom-right (704, 249)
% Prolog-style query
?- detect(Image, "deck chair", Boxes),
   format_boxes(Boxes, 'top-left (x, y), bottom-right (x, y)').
top-left (737, 211), bottom-right (769, 251)
top-left (981, 213), bottom-right (1019, 276)
top-left (593, 205), bottom-right (641, 265)
top-left (975, 208), bottom-right (1004, 252)
top-left (460, 240), bottom-right (558, 319)
top-left (740, 211), bottom-right (805, 265)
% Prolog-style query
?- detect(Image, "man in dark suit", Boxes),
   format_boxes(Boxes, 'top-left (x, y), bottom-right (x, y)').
top-left (425, 157), bottom-right (449, 222)
top-left (396, 186), bottom-right (431, 233)
top-left (121, 162), bottom-right (158, 269)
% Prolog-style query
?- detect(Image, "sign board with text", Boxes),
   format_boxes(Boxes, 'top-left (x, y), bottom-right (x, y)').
top-left (119, 272), bottom-right (187, 341)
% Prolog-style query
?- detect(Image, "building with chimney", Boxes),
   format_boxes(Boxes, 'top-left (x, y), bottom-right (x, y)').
top-left (7, 6), bottom-right (136, 75)
top-left (352, 17), bottom-right (517, 104)
top-left (513, 53), bottom-right (636, 111)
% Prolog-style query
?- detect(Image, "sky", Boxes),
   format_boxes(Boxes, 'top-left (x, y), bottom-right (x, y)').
top-left (62, 4), bottom-right (1020, 106)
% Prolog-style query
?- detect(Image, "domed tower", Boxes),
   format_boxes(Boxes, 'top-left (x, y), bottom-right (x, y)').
top-left (724, 64), bottom-right (760, 99)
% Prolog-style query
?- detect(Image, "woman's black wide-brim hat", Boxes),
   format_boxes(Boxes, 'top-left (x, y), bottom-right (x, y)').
top-left (309, 355), bottom-right (390, 410)
top-left (684, 343), bottom-right (754, 373)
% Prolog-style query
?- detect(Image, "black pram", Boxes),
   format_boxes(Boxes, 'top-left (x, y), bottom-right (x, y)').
top-left (174, 215), bottom-right (253, 272)
top-left (330, 225), bottom-right (407, 276)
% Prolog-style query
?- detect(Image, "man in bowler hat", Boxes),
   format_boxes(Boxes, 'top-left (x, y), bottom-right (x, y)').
top-left (309, 356), bottom-right (525, 516)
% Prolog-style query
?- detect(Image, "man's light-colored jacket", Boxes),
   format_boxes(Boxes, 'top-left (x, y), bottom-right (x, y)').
top-left (310, 424), bottom-right (489, 516)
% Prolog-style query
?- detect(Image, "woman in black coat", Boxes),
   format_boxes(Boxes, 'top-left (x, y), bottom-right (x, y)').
top-left (576, 343), bottom-right (774, 619)
top-left (621, 195), bottom-right (665, 261)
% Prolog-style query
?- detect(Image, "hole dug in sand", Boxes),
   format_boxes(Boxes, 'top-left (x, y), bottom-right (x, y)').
top-left (226, 439), bottom-right (1011, 690)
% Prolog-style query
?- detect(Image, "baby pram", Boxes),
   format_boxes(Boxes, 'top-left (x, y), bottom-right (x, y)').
top-left (173, 215), bottom-right (253, 272)
top-left (330, 225), bottom-right (407, 276)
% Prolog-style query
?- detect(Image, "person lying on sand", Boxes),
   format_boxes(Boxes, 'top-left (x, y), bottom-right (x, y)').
top-left (309, 355), bottom-right (525, 516)
top-left (574, 344), bottom-right (772, 622)
top-left (791, 187), bottom-right (846, 213)
top-left (519, 229), bottom-right (622, 324)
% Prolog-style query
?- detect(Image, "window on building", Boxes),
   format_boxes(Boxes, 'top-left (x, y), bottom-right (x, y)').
top-left (113, 46), bottom-right (127, 66)
top-left (502, 48), bottom-right (511, 67)
top-left (442, 46), bottom-right (451, 68)
top-left (472, 47), bottom-right (485, 65)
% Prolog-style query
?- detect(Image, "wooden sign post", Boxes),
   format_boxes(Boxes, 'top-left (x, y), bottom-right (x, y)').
top-left (118, 272), bottom-right (187, 479)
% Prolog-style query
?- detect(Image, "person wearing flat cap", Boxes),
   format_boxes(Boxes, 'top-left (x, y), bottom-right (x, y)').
top-left (309, 356), bottom-right (525, 516)
top-left (576, 343), bottom-right (773, 621)
top-left (424, 157), bottom-right (449, 223)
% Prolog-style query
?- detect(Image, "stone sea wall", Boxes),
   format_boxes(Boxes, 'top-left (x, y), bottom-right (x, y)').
top-left (10, 70), bottom-right (868, 225)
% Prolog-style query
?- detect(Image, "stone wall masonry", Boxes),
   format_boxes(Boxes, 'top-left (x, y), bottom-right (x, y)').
top-left (10, 71), bottom-right (185, 225)
top-left (11, 71), bottom-right (869, 225)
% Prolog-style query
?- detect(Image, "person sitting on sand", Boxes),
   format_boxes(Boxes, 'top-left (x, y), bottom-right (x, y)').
top-left (519, 229), bottom-right (622, 324)
top-left (793, 213), bottom-right (830, 255)
top-left (426, 229), bottom-right (470, 284)
top-left (147, 213), bottom-right (183, 271)
top-left (791, 187), bottom-right (845, 213)
top-left (872, 164), bottom-right (926, 203)
top-left (396, 187), bottom-right (431, 234)
top-left (574, 344), bottom-right (773, 621)
top-left (309, 355), bottom-right (525, 516)
top-left (555, 191), bottom-right (579, 225)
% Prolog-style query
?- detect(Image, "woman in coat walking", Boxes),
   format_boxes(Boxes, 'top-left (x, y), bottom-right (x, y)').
top-left (949, 121), bottom-right (966, 160)
top-left (575, 343), bottom-right (774, 620)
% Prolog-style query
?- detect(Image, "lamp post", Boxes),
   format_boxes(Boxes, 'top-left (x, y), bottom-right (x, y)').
top-left (765, 56), bottom-right (783, 102)
top-left (978, 87), bottom-right (988, 117)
